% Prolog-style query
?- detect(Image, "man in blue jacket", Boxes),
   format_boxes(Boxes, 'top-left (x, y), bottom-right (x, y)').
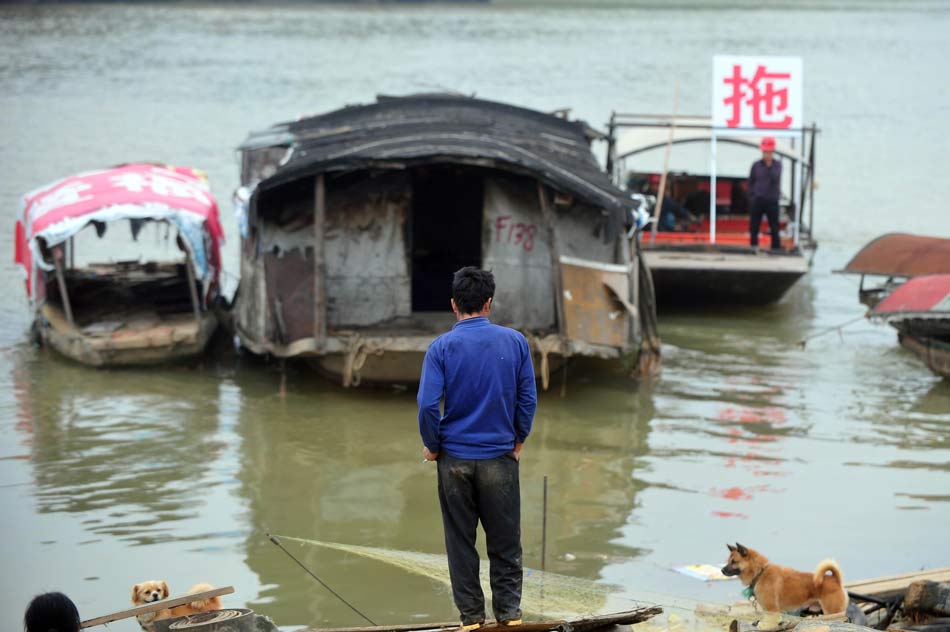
top-left (418, 267), bottom-right (537, 630)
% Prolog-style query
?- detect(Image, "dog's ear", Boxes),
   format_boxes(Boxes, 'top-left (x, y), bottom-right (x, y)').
top-left (727, 543), bottom-right (736, 552)
top-left (161, 581), bottom-right (169, 598)
top-left (736, 543), bottom-right (749, 556)
top-left (132, 584), bottom-right (140, 603)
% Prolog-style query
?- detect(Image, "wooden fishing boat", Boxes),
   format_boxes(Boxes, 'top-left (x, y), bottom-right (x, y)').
top-left (14, 163), bottom-right (225, 367)
top-left (870, 274), bottom-right (950, 379)
top-left (604, 115), bottom-right (818, 306)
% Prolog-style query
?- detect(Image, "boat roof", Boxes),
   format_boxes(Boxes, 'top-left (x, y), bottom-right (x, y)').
top-left (14, 163), bottom-right (224, 299)
top-left (610, 114), bottom-right (808, 165)
top-left (873, 274), bottom-right (950, 318)
top-left (242, 94), bottom-right (634, 215)
top-left (840, 233), bottom-right (950, 277)
top-left (17, 163), bottom-right (223, 242)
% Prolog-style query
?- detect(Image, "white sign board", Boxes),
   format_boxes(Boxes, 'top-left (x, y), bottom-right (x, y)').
top-left (712, 55), bottom-right (803, 131)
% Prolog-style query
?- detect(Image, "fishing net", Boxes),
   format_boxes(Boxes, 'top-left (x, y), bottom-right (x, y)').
top-left (276, 535), bottom-right (621, 617)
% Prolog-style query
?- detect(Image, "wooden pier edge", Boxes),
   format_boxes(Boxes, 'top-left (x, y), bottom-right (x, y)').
top-left (80, 586), bottom-right (235, 628)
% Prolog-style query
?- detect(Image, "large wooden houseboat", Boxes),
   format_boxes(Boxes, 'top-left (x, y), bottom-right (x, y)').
top-left (232, 94), bottom-right (660, 387)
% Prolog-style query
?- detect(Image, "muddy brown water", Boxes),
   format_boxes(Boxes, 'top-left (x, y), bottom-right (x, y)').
top-left (1, 2), bottom-right (949, 631)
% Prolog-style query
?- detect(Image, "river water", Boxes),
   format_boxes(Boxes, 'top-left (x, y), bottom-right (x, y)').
top-left (1, 2), bottom-right (949, 631)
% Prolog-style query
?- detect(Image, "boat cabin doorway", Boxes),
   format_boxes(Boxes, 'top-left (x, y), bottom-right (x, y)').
top-left (410, 166), bottom-right (484, 312)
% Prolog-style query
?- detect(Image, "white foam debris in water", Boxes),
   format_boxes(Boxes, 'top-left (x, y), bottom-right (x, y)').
top-left (276, 535), bottom-right (621, 616)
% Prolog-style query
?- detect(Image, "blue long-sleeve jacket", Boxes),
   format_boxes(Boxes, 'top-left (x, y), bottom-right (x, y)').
top-left (417, 317), bottom-right (537, 460)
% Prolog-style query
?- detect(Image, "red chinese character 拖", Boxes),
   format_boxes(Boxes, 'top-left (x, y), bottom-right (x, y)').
top-left (722, 64), bottom-right (793, 129)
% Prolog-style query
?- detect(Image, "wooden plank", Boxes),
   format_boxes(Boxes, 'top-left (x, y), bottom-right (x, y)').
top-left (304, 607), bottom-right (662, 632)
top-left (313, 173), bottom-right (327, 350)
top-left (80, 586), bottom-right (234, 628)
top-left (570, 606), bottom-right (663, 631)
top-left (847, 568), bottom-right (950, 600)
top-left (308, 623), bottom-right (457, 632)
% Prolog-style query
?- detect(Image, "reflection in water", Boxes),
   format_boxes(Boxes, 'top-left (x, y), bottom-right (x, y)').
top-left (13, 356), bottom-right (229, 545)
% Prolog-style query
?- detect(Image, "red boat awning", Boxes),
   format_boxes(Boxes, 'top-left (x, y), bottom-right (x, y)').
top-left (841, 233), bottom-right (950, 277)
top-left (14, 163), bottom-right (223, 301)
top-left (873, 274), bottom-right (950, 317)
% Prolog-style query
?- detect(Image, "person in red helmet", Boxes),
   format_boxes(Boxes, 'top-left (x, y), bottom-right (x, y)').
top-left (748, 136), bottom-right (782, 250)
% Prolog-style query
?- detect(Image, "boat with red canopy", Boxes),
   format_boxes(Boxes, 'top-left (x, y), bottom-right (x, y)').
top-left (838, 233), bottom-right (950, 308)
top-left (14, 163), bottom-right (225, 367)
top-left (870, 274), bottom-right (950, 379)
top-left (605, 114), bottom-right (818, 305)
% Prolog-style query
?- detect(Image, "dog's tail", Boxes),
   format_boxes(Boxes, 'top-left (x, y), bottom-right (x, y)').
top-left (813, 559), bottom-right (843, 588)
top-left (186, 583), bottom-right (221, 611)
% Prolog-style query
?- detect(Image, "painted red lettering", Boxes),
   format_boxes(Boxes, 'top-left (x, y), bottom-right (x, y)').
top-left (495, 215), bottom-right (510, 242)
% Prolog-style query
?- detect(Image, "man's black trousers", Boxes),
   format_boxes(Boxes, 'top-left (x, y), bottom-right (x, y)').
top-left (437, 452), bottom-right (523, 625)
top-left (749, 198), bottom-right (781, 249)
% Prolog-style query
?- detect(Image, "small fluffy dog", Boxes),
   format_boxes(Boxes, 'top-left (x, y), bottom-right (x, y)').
top-left (131, 581), bottom-right (221, 631)
top-left (721, 543), bottom-right (849, 614)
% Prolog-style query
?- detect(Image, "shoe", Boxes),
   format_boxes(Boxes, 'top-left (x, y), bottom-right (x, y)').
top-left (460, 623), bottom-right (482, 631)
top-left (502, 620), bottom-right (522, 627)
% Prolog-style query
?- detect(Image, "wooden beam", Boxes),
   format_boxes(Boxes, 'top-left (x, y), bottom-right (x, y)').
top-left (80, 586), bottom-right (234, 628)
top-left (184, 247), bottom-right (203, 325)
top-left (313, 173), bottom-right (327, 350)
top-left (302, 607), bottom-right (661, 632)
top-left (52, 247), bottom-right (75, 327)
top-left (537, 182), bottom-right (567, 342)
top-left (847, 568), bottom-right (950, 601)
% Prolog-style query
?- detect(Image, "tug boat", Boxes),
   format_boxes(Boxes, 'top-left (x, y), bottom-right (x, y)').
top-left (606, 114), bottom-right (818, 306)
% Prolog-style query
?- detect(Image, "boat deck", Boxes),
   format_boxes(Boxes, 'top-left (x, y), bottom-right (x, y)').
top-left (41, 303), bottom-right (217, 367)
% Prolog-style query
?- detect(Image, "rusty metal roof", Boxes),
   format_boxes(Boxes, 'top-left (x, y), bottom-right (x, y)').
top-left (840, 233), bottom-right (950, 277)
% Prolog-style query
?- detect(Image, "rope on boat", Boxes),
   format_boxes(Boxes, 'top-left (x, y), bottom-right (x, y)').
top-left (797, 313), bottom-right (868, 349)
top-left (266, 533), bottom-right (377, 625)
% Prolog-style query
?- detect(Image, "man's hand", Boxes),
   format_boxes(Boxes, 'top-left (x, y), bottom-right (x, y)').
top-left (423, 446), bottom-right (439, 462)
top-left (513, 442), bottom-right (523, 462)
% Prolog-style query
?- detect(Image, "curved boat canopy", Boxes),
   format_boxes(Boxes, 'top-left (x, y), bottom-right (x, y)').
top-left (840, 233), bottom-right (950, 277)
top-left (609, 115), bottom-right (809, 165)
top-left (872, 274), bottom-right (950, 320)
top-left (240, 94), bottom-right (635, 223)
top-left (14, 163), bottom-right (224, 301)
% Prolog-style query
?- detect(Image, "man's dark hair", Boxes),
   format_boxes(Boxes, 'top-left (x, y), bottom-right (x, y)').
top-left (24, 592), bottom-right (81, 632)
top-left (452, 267), bottom-right (495, 315)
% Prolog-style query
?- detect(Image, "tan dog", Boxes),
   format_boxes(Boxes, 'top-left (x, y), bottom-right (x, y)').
top-left (721, 543), bottom-right (849, 614)
top-left (131, 580), bottom-right (222, 631)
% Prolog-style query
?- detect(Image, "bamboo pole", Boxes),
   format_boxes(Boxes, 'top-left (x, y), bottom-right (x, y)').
top-left (80, 586), bottom-right (234, 628)
top-left (650, 82), bottom-right (680, 244)
top-left (541, 475), bottom-right (548, 572)
top-left (313, 174), bottom-right (327, 350)
top-left (184, 247), bottom-right (202, 325)
top-left (52, 247), bottom-right (75, 327)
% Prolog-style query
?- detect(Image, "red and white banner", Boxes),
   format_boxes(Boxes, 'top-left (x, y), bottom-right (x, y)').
top-left (712, 55), bottom-right (803, 130)
top-left (14, 163), bottom-right (223, 299)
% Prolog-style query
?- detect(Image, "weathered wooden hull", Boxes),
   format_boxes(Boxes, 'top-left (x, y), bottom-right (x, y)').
top-left (643, 248), bottom-right (808, 306)
top-left (897, 333), bottom-right (950, 379)
top-left (40, 304), bottom-right (218, 367)
top-left (245, 332), bottom-right (627, 388)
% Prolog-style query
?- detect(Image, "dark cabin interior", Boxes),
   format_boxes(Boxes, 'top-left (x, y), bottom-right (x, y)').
top-left (410, 166), bottom-right (484, 312)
